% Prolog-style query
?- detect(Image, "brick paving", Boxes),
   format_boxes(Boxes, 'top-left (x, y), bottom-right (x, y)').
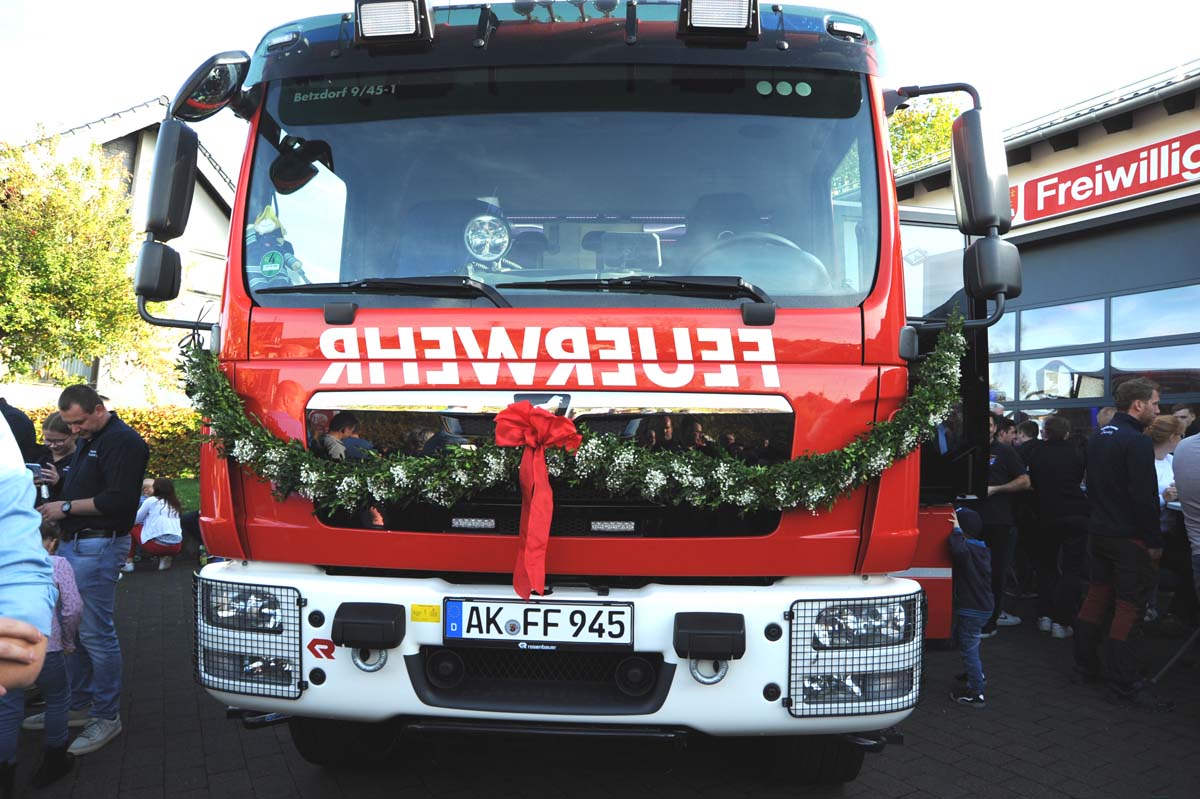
top-left (12, 558), bottom-right (1200, 798)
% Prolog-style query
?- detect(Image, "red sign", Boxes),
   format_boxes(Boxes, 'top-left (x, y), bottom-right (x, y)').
top-left (1019, 129), bottom-right (1200, 222)
top-left (306, 638), bottom-right (336, 659)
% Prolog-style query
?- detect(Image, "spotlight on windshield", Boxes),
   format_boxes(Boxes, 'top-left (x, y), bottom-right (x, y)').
top-left (355, 0), bottom-right (435, 45)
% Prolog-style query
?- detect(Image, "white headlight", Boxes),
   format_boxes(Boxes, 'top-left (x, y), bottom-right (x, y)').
top-left (813, 601), bottom-right (909, 648)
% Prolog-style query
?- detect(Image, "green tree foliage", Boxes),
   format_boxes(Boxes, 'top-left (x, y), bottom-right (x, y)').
top-left (0, 137), bottom-right (155, 381)
top-left (889, 96), bottom-right (961, 173)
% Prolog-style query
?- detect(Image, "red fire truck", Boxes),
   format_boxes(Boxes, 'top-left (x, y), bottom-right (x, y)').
top-left (135, 0), bottom-right (1019, 784)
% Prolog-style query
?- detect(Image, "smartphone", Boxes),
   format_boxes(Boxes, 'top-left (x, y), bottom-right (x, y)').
top-left (25, 463), bottom-right (42, 476)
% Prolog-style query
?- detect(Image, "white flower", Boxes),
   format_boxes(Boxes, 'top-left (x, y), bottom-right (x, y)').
top-left (644, 469), bottom-right (667, 498)
top-left (231, 440), bottom-right (259, 463)
top-left (391, 463), bottom-right (411, 488)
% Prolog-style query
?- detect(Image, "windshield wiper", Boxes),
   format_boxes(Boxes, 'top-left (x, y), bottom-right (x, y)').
top-left (257, 276), bottom-right (511, 308)
top-left (497, 275), bottom-right (775, 325)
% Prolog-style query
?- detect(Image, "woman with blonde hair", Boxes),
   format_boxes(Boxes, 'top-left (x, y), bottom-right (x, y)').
top-left (1146, 415), bottom-right (1185, 507)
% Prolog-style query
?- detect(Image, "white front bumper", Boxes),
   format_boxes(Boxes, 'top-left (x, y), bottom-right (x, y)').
top-left (195, 561), bottom-right (922, 736)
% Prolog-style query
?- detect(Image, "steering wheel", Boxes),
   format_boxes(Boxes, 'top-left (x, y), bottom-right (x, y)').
top-left (691, 232), bottom-right (832, 290)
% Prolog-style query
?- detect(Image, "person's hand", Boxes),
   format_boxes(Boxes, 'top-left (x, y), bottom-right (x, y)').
top-left (33, 464), bottom-right (59, 487)
top-left (949, 509), bottom-right (960, 528)
top-left (39, 502), bottom-right (67, 522)
top-left (1163, 484), bottom-right (1178, 503)
top-left (986, 485), bottom-right (996, 497)
top-left (0, 618), bottom-right (45, 696)
top-left (1148, 548), bottom-right (1163, 561)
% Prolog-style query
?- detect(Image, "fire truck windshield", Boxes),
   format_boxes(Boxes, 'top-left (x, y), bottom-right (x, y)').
top-left (244, 65), bottom-right (880, 311)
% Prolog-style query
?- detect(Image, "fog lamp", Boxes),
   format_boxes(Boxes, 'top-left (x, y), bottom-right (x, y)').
top-left (801, 669), bottom-right (913, 704)
top-left (678, 0), bottom-right (759, 38)
top-left (203, 649), bottom-right (295, 686)
top-left (813, 601), bottom-right (910, 648)
top-left (356, 0), bottom-right (434, 44)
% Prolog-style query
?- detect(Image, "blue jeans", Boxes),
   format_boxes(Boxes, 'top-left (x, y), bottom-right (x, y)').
top-left (62, 534), bottom-right (129, 720)
top-left (0, 650), bottom-right (71, 763)
top-left (957, 613), bottom-right (986, 695)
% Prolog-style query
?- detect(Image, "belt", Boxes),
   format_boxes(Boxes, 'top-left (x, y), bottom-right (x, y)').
top-left (63, 529), bottom-right (120, 542)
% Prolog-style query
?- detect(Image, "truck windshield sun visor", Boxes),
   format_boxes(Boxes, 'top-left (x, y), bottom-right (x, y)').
top-left (241, 64), bottom-right (880, 311)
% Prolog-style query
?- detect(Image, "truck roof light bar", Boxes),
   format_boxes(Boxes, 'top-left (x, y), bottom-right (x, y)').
top-left (826, 19), bottom-right (864, 40)
top-left (355, 0), bottom-right (435, 47)
top-left (678, 0), bottom-right (760, 40)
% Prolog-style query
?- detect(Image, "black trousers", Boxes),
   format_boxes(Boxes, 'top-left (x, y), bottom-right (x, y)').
top-left (982, 524), bottom-right (1017, 624)
top-left (1034, 515), bottom-right (1089, 625)
top-left (1074, 534), bottom-right (1156, 689)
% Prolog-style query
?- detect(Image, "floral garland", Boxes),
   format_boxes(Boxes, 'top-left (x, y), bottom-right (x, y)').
top-left (182, 315), bottom-right (964, 515)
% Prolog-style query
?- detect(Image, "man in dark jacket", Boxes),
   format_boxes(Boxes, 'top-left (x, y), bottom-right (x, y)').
top-left (1027, 415), bottom-right (1089, 637)
top-left (1073, 377), bottom-right (1165, 707)
top-left (980, 415), bottom-right (1030, 636)
top-left (37, 386), bottom-right (148, 753)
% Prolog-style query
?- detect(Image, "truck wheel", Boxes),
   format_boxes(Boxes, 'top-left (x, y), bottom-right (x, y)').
top-left (773, 735), bottom-right (865, 785)
top-left (287, 717), bottom-right (396, 768)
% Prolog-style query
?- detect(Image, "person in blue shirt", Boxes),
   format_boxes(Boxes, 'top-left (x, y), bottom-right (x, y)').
top-left (950, 506), bottom-right (992, 707)
top-left (0, 415), bottom-right (57, 795)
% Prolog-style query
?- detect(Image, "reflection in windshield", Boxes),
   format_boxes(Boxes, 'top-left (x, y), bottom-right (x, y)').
top-left (244, 65), bottom-right (880, 310)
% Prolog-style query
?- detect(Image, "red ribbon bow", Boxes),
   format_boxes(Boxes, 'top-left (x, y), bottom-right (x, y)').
top-left (494, 401), bottom-right (581, 599)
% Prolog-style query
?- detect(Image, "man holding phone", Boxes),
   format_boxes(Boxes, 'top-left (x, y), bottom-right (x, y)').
top-left (36, 386), bottom-right (147, 755)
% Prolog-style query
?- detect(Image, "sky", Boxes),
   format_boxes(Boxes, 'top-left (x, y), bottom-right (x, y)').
top-left (2, 0), bottom-right (1198, 172)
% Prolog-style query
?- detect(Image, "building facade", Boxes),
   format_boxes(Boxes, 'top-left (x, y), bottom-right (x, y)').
top-left (897, 61), bottom-right (1200, 435)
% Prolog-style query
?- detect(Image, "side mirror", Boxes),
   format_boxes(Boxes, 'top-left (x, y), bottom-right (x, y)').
top-left (963, 236), bottom-right (1021, 301)
top-left (951, 109), bottom-right (1011, 236)
top-left (171, 51), bottom-right (251, 123)
top-left (133, 241), bottom-right (209, 331)
top-left (145, 119), bottom-right (198, 241)
top-left (134, 241), bottom-right (182, 302)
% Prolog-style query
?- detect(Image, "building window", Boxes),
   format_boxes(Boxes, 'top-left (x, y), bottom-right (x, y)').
top-left (1019, 299), bottom-right (1105, 351)
top-left (1111, 343), bottom-right (1200, 395)
top-left (1111, 284), bottom-right (1200, 341)
top-left (989, 312), bottom-right (1015, 354)
top-left (1018, 352), bottom-right (1105, 401)
top-left (989, 361), bottom-right (1015, 403)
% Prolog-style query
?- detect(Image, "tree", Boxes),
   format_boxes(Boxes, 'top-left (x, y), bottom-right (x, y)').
top-left (0, 136), bottom-right (165, 383)
top-left (888, 96), bottom-right (961, 174)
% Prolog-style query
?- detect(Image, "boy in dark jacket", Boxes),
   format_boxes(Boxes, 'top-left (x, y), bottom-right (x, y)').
top-left (951, 506), bottom-right (993, 707)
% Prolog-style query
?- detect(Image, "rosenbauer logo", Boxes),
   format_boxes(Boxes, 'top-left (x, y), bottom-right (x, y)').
top-left (1017, 129), bottom-right (1200, 223)
top-left (317, 325), bottom-right (779, 390)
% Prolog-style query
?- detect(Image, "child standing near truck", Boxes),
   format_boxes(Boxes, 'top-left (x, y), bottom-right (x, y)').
top-left (950, 506), bottom-right (993, 707)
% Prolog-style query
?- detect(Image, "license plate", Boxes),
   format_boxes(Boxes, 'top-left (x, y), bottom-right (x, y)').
top-left (443, 598), bottom-right (634, 650)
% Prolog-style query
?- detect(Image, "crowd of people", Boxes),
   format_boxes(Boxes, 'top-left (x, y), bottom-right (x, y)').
top-left (951, 381), bottom-right (1200, 711)
top-left (0, 387), bottom-right (155, 795)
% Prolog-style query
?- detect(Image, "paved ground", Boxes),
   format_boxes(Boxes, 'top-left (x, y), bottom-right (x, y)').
top-left (13, 557), bottom-right (1200, 798)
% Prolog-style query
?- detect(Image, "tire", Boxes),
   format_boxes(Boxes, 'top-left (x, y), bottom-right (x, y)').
top-left (773, 734), bottom-right (865, 785)
top-left (287, 717), bottom-right (397, 768)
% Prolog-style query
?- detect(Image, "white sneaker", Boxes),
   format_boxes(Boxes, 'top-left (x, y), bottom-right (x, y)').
top-left (158, 556), bottom-right (173, 570)
top-left (68, 716), bottom-right (122, 755)
top-left (996, 612), bottom-right (1022, 627)
top-left (22, 708), bottom-right (90, 730)
top-left (1051, 624), bottom-right (1074, 639)
top-left (120, 561), bottom-right (134, 573)
top-left (1037, 616), bottom-right (1052, 633)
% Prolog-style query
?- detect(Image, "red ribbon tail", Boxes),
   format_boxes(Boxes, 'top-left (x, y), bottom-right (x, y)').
top-left (512, 445), bottom-right (553, 600)
top-left (512, 447), bottom-right (536, 599)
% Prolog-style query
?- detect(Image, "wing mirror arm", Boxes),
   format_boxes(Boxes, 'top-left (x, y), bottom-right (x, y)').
top-left (908, 293), bottom-right (1006, 332)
